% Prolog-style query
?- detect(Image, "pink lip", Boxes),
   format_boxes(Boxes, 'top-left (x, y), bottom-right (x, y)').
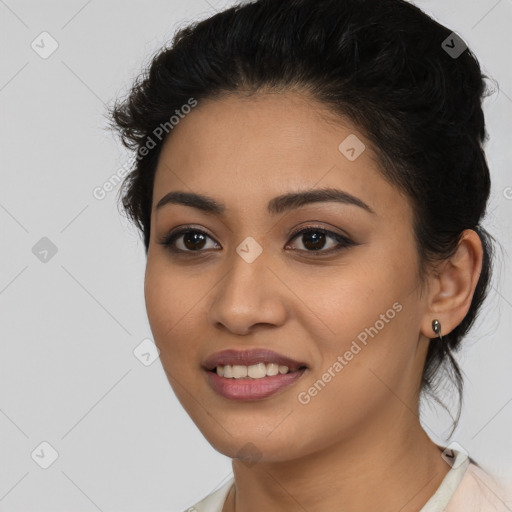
top-left (202, 348), bottom-right (308, 401)
top-left (205, 367), bottom-right (307, 401)
top-left (202, 348), bottom-right (308, 372)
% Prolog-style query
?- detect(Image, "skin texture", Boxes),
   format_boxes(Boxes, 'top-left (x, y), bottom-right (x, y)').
top-left (144, 91), bottom-right (483, 512)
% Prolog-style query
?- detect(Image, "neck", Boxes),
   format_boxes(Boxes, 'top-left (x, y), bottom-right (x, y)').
top-left (224, 414), bottom-right (450, 512)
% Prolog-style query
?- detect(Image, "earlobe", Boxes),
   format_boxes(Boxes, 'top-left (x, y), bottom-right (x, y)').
top-left (420, 229), bottom-right (484, 339)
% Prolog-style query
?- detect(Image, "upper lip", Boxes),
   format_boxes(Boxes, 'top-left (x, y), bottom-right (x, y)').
top-left (202, 349), bottom-right (308, 371)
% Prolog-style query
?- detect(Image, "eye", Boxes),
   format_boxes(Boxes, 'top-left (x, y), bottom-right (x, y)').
top-left (158, 226), bottom-right (220, 253)
top-left (285, 226), bottom-right (356, 255)
top-left (158, 224), bottom-right (356, 255)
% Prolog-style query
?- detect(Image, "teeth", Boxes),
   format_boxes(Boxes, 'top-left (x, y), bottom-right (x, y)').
top-left (248, 362), bottom-right (266, 379)
top-left (215, 363), bottom-right (296, 379)
top-left (266, 363), bottom-right (279, 376)
top-left (232, 365), bottom-right (248, 378)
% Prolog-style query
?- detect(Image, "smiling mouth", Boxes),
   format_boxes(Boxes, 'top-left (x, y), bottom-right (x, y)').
top-left (205, 365), bottom-right (308, 401)
top-left (209, 362), bottom-right (308, 379)
top-left (202, 348), bottom-right (309, 400)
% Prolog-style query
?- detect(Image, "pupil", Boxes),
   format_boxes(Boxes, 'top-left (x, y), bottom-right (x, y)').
top-left (184, 232), bottom-right (206, 250)
top-left (303, 231), bottom-right (325, 251)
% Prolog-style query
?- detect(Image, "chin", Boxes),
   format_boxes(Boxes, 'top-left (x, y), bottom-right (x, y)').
top-left (198, 424), bottom-right (310, 464)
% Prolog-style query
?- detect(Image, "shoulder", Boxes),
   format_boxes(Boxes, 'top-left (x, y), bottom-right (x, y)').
top-left (446, 463), bottom-right (512, 512)
top-left (183, 477), bottom-right (235, 512)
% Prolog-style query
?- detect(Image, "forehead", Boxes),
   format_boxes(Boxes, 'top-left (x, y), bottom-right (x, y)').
top-left (152, 92), bottom-right (410, 222)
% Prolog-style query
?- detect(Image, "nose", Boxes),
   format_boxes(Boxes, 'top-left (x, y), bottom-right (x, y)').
top-left (207, 250), bottom-right (288, 335)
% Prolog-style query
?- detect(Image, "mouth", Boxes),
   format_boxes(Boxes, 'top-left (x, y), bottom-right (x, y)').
top-left (207, 363), bottom-right (307, 378)
top-left (203, 348), bottom-right (308, 373)
top-left (202, 348), bottom-right (309, 401)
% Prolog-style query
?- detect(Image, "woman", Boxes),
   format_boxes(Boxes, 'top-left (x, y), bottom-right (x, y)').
top-left (108, 0), bottom-right (511, 510)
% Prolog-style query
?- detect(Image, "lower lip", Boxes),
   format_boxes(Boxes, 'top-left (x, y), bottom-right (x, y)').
top-left (205, 368), bottom-right (307, 401)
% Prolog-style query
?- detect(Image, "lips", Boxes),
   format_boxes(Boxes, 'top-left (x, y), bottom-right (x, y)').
top-left (202, 348), bottom-right (308, 372)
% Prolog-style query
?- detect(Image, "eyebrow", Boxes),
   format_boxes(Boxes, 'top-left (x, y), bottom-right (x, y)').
top-left (155, 187), bottom-right (375, 216)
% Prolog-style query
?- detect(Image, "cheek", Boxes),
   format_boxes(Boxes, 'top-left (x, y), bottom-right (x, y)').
top-left (144, 263), bottom-right (172, 339)
top-left (144, 264), bottom-right (214, 421)
top-left (144, 260), bottom-right (201, 375)
top-left (286, 253), bottom-right (409, 346)
top-left (289, 298), bottom-right (417, 457)
top-left (144, 252), bottom-right (202, 334)
top-left (289, 252), bottom-right (420, 398)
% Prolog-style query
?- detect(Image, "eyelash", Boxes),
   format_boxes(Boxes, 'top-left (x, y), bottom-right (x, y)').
top-left (158, 224), bottom-right (356, 256)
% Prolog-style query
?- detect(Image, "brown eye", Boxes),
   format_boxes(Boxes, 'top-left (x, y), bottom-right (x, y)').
top-left (286, 227), bottom-right (355, 254)
top-left (159, 227), bottom-right (220, 253)
top-left (158, 225), bottom-right (356, 256)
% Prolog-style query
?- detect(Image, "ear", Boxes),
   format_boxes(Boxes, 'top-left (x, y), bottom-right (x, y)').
top-left (420, 229), bottom-right (484, 339)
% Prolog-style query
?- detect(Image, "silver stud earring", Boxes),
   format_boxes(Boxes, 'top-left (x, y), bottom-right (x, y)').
top-left (432, 319), bottom-right (448, 356)
top-left (432, 319), bottom-right (443, 341)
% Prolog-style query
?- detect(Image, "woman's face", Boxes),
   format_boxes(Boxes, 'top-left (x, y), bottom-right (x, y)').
top-left (145, 92), bottom-right (431, 462)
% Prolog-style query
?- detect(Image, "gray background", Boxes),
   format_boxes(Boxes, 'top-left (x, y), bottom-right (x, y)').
top-left (0, 0), bottom-right (511, 511)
